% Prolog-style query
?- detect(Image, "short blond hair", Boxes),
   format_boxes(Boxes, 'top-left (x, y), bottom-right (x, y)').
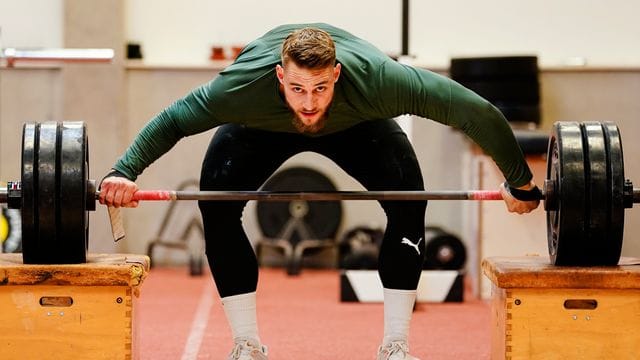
top-left (281, 27), bottom-right (336, 69)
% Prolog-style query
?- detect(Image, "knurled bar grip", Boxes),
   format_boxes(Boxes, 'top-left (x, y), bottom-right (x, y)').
top-left (105, 190), bottom-right (508, 201)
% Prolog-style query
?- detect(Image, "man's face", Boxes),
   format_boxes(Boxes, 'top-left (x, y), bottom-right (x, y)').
top-left (276, 61), bottom-right (341, 134)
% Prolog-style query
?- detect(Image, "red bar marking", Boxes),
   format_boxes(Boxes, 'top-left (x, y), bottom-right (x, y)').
top-left (471, 191), bottom-right (503, 200)
top-left (132, 190), bottom-right (174, 201)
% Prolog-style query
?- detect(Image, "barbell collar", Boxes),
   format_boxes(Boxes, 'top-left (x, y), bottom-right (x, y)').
top-left (0, 182), bottom-right (22, 209)
top-left (623, 180), bottom-right (639, 208)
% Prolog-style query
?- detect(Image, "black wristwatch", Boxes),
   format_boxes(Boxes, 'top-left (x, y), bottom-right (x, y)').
top-left (504, 182), bottom-right (543, 201)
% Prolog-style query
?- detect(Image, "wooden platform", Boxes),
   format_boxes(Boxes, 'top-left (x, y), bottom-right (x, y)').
top-left (483, 256), bottom-right (640, 360)
top-left (0, 253), bottom-right (150, 360)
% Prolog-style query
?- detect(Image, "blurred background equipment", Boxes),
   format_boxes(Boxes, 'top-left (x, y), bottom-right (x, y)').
top-left (126, 42), bottom-right (143, 59)
top-left (450, 55), bottom-right (549, 156)
top-left (1, 205), bottom-right (21, 254)
top-left (255, 167), bottom-right (342, 275)
top-left (1, 47), bottom-right (114, 67)
top-left (423, 226), bottom-right (467, 270)
top-left (338, 226), bottom-right (384, 270)
top-left (449, 56), bottom-right (541, 128)
top-left (146, 179), bottom-right (205, 276)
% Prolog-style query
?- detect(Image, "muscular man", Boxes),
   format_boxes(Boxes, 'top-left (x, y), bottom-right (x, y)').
top-left (100, 23), bottom-right (540, 360)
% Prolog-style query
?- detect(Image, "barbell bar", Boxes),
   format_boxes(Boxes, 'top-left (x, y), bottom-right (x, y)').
top-left (0, 121), bottom-right (638, 266)
top-left (97, 189), bottom-right (508, 201)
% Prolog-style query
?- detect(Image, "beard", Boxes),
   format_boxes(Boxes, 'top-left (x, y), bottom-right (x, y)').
top-left (291, 112), bottom-right (329, 134)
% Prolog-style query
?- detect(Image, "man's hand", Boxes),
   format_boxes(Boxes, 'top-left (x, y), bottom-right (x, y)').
top-left (499, 181), bottom-right (541, 214)
top-left (98, 176), bottom-right (139, 208)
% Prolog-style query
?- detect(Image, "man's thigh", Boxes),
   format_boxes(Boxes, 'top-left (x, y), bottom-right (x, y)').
top-left (200, 124), bottom-right (300, 190)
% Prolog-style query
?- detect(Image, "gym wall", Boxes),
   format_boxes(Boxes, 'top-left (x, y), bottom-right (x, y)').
top-left (2, 1), bottom-right (639, 67)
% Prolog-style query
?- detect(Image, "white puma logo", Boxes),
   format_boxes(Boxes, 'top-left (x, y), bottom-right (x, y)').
top-left (401, 237), bottom-right (423, 255)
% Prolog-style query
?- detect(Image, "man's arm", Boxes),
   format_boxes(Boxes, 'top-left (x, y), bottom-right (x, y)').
top-left (113, 83), bottom-right (223, 180)
top-left (101, 81), bottom-right (224, 207)
top-left (376, 60), bottom-right (539, 213)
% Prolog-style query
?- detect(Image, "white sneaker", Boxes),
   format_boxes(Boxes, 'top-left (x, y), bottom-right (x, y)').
top-left (227, 339), bottom-right (268, 360)
top-left (377, 340), bottom-right (420, 360)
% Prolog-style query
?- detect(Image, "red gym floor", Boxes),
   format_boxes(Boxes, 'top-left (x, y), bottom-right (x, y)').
top-left (136, 267), bottom-right (490, 359)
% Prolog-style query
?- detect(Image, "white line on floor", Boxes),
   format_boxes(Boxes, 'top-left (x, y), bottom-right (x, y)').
top-left (181, 282), bottom-right (215, 360)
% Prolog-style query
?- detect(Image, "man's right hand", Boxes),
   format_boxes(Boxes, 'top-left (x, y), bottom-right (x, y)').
top-left (98, 176), bottom-right (139, 208)
top-left (499, 181), bottom-right (541, 214)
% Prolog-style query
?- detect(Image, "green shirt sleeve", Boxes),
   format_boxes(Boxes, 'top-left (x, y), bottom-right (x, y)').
top-left (113, 83), bottom-right (223, 180)
top-left (376, 60), bottom-right (533, 187)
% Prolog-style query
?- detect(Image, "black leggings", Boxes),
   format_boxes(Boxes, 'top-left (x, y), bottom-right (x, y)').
top-left (199, 119), bottom-right (427, 297)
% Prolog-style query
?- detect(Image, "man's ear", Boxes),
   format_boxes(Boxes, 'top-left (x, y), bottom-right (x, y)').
top-left (276, 64), bottom-right (285, 84)
top-left (333, 63), bottom-right (341, 82)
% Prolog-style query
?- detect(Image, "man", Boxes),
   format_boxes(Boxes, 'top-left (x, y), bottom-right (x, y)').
top-left (100, 23), bottom-right (540, 359)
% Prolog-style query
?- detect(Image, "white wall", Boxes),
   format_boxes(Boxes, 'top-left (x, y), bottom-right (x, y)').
top-left (125, 0), bottom-right (401, 65)
top-left (411, 0), bottom-right (640, 67)
top-left (0, 0), bottom-right (63, 49)
top-left (126, 0), bottom-right (640, 67)
top-left (3, 1), bottom-right (639, 67)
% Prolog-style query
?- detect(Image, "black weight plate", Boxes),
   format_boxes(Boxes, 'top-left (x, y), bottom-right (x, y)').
top-left (21, 123), bottom-right (38, 263)
top-left (21, 122), bottom-right (89, 264)
top-left (450, 56), bottom-right (538, 81)
top-left (423, 227), bottom-right (466, 270)
top-left (257, 167), bottom-right (342, 246)
top-left (85, 133), bottom-right (91, 251)
top-left (581, 122), bottom-right (609, 264)
top-left (458, 80), bottom-right (540, 103)
top-left (35, 122), bottom-right (59, 264)
top-left (602, 122), bottom-right (625, 265)
top-left (59, 122), bottom-right (88, 263)
top-left (546, 122), bottom-right (586, 265)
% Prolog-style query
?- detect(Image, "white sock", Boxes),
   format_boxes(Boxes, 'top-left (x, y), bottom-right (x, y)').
top-left (382, 288), bottom-right (416, 345)
top-left (221, 292), bottom-right (261, 344)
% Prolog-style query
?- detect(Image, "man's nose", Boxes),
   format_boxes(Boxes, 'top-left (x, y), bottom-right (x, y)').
top-left (302, 93), bottom-right (316, 109)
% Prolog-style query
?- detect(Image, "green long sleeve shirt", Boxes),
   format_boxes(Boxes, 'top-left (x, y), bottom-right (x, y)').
top-left (114, 23), bottom-right (532, 187)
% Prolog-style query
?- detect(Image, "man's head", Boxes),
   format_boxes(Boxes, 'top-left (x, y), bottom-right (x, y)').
top-left (276, 27), bottom-right (341, 134)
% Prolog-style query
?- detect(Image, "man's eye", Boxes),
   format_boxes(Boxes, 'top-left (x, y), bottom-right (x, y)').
top-left (316, 86), bottom-right (326, 92)
top-left (292, 87), bottom-right (303, 93)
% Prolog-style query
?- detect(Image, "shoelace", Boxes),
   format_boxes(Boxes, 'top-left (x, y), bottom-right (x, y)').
top-left (229, 343), bottom-right (243, 359)
top-left (229, 341), bottom-right (252, 359)
top-left (229, 341), bottom-right (264, 359)
top-left (381, 340), bottom-right (409, 359)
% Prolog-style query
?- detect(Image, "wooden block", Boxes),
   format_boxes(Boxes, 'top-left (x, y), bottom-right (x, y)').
top-left (483, 256), bottom-right (640, 360)
top-left (0, 253), bottom-right (149, 360)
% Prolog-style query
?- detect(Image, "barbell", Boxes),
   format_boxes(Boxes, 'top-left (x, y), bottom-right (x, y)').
top-left (0, 121), bottom-right (638, 265)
